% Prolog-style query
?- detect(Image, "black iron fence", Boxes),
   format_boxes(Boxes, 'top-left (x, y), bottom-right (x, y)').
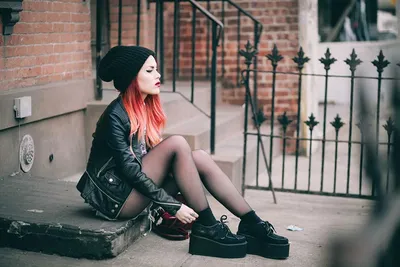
top-left (240, 41), bottom-right (400, 200)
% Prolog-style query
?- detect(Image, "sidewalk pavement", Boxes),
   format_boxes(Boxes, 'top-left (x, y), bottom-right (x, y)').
top-left (0, 173), bottom-right (374, 267)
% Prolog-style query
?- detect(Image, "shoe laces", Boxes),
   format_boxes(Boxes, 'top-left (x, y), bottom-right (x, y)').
top-left (220, 214), bottom-right (229, 224)
top-left (261, 221), bottom-right (276, 234)
top-left (219, 215), bottom-right (240, 240)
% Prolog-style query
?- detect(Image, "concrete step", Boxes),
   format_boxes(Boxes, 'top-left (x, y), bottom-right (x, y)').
top-left (206, 125), bottom-right (282, 192)
top-left (0, 174), bottom-right (150, 259)
top-left (163, 104), bottom-right (244, 151)
top-left (160, 80), bottom-right (223, 114)
top-left (159, 92), bottom-right (204, 127)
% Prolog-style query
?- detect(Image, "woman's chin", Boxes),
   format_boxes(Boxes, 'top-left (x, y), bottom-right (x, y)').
top-left (151, 88), bottom-right (160, 95)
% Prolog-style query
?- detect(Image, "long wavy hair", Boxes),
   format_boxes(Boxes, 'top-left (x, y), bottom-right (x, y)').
top-left (121, 79), bottom-right (166, 148)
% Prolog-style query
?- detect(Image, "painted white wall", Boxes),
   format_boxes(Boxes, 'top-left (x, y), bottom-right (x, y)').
top-left (316, 40), bottom-right (400, 107)
top-left (312, 0), bottom-right (400, 122)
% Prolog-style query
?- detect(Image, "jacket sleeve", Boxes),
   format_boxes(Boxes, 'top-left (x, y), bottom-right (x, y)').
top-left (106, 112), bottom-right (182, 215)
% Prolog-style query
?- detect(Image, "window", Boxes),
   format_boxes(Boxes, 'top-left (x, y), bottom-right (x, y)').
top-left (318, 0), bottom-right (397, 42)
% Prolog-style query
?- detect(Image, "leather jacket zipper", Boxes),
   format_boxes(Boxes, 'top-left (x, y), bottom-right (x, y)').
top-left (130, 133), bottom-right (142, 168)
top-left (97, 157), bottom-right (113, 178)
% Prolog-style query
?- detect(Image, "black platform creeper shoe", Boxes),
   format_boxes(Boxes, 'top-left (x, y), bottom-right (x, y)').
top-left (237, 220), bottom-right (289, 259)
top-left (189, 215), bottom-right (247, 258)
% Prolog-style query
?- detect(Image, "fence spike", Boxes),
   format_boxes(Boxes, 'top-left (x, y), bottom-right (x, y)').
top-left (319, 48), bottom-right (337, 70)
top-left (266, 44), bottom-right (283, 68)
top-left (278, 111), bottom-right (293, 132)
top-left (372, 50), bottom-right (390, 73)
top-left (330, 114), bottom-right (345, 132)
top-left (344, 49), bottom-right (362, 72)
top-left (304, 113), bottom-right (319, 131)
top-left (292, 46), bottom-right (310, 70)
top-left (239, 40), bottom-right (258, 67)
top-left (252, 108), bottom-right (267, 127)
top-left (356, 120), bottom-right (372, 133)
top-left (383, 117), bottom-right (395, 136)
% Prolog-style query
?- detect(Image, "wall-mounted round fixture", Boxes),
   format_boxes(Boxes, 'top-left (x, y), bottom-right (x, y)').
top-left (19, 134), bottom-right (35, 173)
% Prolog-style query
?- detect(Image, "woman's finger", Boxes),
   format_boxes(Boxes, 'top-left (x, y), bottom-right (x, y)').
top-left (190, 212), bottom-right (199, 218)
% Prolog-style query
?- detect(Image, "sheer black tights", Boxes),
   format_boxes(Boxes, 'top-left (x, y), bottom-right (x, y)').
top-left (119, 135), bottom-right (252, 219)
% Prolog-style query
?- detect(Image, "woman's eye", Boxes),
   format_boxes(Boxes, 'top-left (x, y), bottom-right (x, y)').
top-left (146, 70), bottom-right (152, 73)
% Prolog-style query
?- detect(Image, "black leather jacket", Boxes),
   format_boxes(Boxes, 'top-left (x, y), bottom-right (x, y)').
top-left (76, 95), bottom-right (181, 219)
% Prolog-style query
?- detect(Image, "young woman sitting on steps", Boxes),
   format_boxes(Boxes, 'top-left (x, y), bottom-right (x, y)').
top-left (76, 45), bottom-right (290, 259)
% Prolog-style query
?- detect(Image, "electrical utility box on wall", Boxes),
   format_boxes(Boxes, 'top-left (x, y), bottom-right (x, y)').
top-left (14, 96), bottom-right (32, 119)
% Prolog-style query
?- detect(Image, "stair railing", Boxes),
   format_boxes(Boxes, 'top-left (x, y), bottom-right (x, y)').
top-left (223, 0), bottom-right (263, 111)
top-left (155, 0), bottom-right (223, 154)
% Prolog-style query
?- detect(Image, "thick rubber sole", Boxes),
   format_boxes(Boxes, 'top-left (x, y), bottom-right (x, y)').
top-left (189, 234), bottom-right (247, 258)
top-left (242, 234), bottom-right (290, 259)
top-left (152, 227), bottom-right (189, 241)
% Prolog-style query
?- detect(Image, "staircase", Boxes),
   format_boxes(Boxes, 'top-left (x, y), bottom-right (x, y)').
top-left (85, 80), bottom-right (280, 192)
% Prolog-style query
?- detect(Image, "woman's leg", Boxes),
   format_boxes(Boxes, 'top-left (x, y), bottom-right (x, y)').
top-left (191, 149), bottom-right (290, 259)
top-left (191, 149), bottom-right (252, 217)
top-left (119, 135), bottom-right (209, 218)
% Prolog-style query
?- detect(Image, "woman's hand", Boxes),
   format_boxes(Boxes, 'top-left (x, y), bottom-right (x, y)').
top-left (175, 204), bottom-right (198, 224)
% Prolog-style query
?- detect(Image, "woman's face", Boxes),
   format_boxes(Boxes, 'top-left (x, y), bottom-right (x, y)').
top-left (137, 56), bottom-right (161, 99)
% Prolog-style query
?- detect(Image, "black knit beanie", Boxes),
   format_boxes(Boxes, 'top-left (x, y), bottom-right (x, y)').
top-left (98, 46), bottom-right (156, 93)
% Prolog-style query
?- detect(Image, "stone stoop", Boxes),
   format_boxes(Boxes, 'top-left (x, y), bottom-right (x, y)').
top-left (0, 174), bottom-right (151, 259)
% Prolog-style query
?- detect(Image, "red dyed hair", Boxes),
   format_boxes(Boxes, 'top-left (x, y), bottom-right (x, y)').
top-left (121, 79), bottom-right (166, 148)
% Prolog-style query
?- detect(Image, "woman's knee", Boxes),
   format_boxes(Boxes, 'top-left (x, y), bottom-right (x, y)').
top-left (166, 135), bottom-right (190, 151)
top-left (192, 149), bottom-right (209, 161)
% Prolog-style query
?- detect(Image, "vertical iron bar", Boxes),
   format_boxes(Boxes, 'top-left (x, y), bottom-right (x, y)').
top-left (320, 69), bottom-right (329, 192)
top-left (346, 72), bottom-right (356, 194)
top-left (160, 1), bottom-right (165, 84)
top-left (210, 23), bottom-right (217, 155)
top-left (242, 69), bottom-right (250, 197)
top-left (253, 22), bottom-right (259, 113)
top-left (173, 0), bottom-right (179, 92)
top-left (386, 135), bottom-right (391, 193)
top-left (155, 0), bottom-right (159, 55)
top-left (191, 6), bottom-right (196, 103)
top-left (308, 131), bottom-right (313, 192)
top-left (118, 0), bottom-right (122, 45)
top-left (221, 0), bottom-right (225, 78)
top-left (206, 0), bottom-right (211, 79)
top-left (96, 0), bottom-right (104, 100)
top-left (373, 71), bottom-right (383, 196)
top-left (136, 0), bottom-right (141, 45)
top-left (359, 135), bottom-right (364, 195)
top-left (333, 130), bottom-right (339, 193)
top-left (256, 129), bottom-right (260, 187)
top-left (106, 0), bottom-right (111, 49)
top-left (269, 60), bottom-right (278, 190)
top-left (294, 71), bottom-right (303, 190)
top-left (281, 129), bottom-right (287, 189)
top-left (236, 11), bottom-right (241, 86)
top-left (177, 3), bottom-right (181, 79)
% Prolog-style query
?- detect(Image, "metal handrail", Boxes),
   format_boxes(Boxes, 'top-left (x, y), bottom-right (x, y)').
top-left (189, 0), bottom-right (224, 42)
top-left (185, 0), bottom-right (224, 154)
top-left (225, 0), bottom-right (263, 43)
top-left (223, 0), bottom-right (263, 111)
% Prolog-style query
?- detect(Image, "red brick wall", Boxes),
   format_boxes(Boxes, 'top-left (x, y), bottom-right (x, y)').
top-left (0, 0), bottom-right (92, 91)
top-left (108, 0), bottom-right (155, 49)
top-left (161, 0), bottom-right (299, 117)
